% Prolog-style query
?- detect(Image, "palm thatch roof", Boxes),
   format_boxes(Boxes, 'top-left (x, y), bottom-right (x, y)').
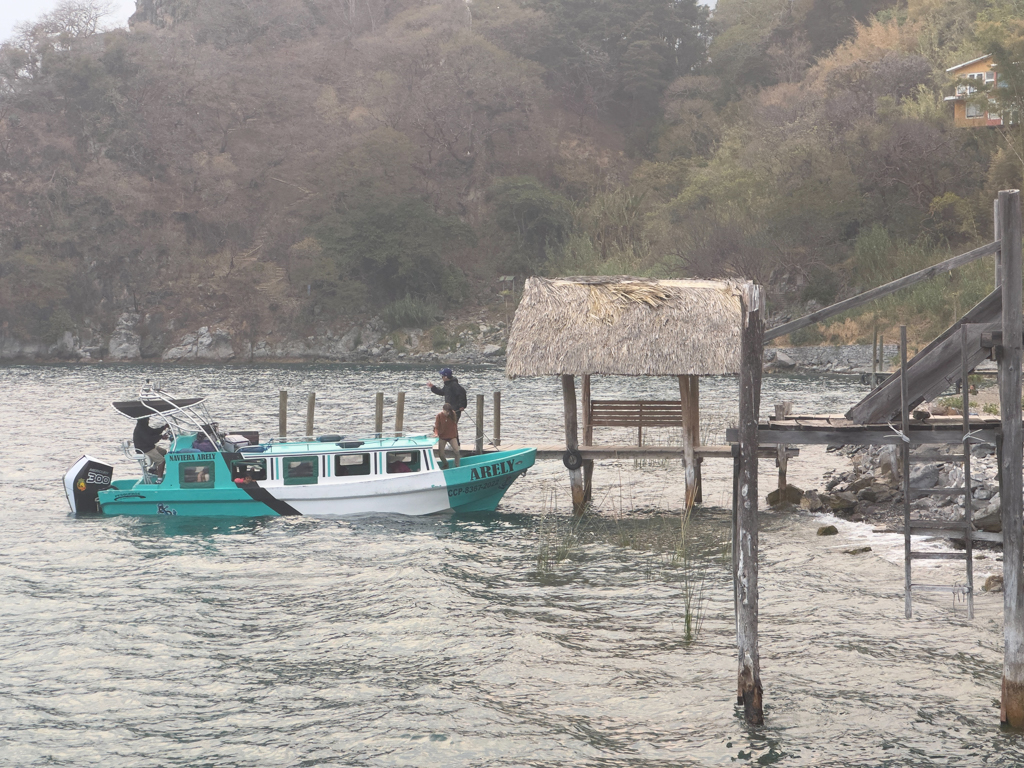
top-left (505, 276), bottom-right (754, 377)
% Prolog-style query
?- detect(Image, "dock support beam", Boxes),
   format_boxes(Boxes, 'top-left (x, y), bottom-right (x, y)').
top-left (581, 374), bottom-right (594, 503)
top-left (736, 285), bottom-right (764, 725)
top-left (999, 189), bottom-right (1024, 728)
top-left (679, 375), bottom-right (702, 505)
top-left (562, 374), bottom-right (586, 516)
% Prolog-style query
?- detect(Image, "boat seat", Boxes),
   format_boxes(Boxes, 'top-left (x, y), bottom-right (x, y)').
top-left (122, 440), bottom-right (162, 484)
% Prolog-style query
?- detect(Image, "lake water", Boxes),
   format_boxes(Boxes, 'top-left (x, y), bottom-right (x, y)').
top-left (1, 364), bottom-right (1021, 766)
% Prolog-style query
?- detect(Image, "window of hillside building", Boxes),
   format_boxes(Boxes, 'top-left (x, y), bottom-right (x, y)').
top-left (335, 453), bottom-right (371, 477)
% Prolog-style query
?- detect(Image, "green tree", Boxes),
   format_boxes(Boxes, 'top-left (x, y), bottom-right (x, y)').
top-left (488, 176), bottom-right (572, 270)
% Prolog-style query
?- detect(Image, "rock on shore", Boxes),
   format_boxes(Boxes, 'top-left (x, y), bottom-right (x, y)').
top-left (768, 438), bottom-right (1002, 535)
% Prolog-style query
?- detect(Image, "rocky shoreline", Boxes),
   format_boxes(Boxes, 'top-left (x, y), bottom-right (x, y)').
top-left (771, 440), bottom-right (1005, 571)
top-left (2, 314), bottom-right (910, 374)
top-left (0, 312), bottom-right (512, 366)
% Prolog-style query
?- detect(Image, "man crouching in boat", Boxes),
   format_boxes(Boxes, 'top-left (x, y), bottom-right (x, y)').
top-left (433, 402), bottom-right (460, 469)
top-left (133, 417), bottom-right (169, 478)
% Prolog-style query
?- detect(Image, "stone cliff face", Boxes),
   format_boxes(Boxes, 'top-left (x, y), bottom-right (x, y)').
top-left (128, 0), bottom-right (196, 29)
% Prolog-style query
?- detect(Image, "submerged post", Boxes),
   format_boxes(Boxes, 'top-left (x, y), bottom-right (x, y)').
top-left (395, 391), bottom-right (405, 434)
top-left (374, 392), bottom-right (384, 436)
top-left (279, 390), bottom-right (287, 439)
top-left (305, 391), bottom-right (316, 438)
top-left (736, 284), bottom-right (764, 725)
top-left (998, 189), bottom-right (1024, 728)
top-left (561, 374), bottom-right (586, 516)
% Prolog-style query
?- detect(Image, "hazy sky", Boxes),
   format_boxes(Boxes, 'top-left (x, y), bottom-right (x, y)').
top-left (1, 0), bottom-right (137, 44)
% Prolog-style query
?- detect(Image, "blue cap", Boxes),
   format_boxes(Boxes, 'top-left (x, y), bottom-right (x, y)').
top-left (439, 368), bottom-right (453, 377)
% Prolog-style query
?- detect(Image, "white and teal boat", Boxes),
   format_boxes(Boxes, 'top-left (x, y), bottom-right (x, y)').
top-left (64, 384), bottom-right (535, 518)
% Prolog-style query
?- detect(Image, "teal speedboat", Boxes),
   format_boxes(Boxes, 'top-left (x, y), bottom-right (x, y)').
top-left (64, 384), bottom-right (535, 518)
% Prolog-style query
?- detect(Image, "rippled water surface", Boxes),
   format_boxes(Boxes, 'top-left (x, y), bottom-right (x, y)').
top-left (1, 364), bottom-right (1021, 766)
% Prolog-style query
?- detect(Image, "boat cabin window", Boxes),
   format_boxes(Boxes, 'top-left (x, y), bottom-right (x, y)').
top-left (231, 459), bottom-right (267, 484)
top-left (385, 451), bottom-right (421, 474)
top-left (335, 453), bottom-right (371, 477)
top-left (180, 461), bottom-right (215, 488)
top-left (283, 456), bottom-right (318, 485)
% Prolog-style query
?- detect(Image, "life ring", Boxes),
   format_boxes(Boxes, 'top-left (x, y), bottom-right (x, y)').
top-left (562, 449), bottom-right (584, 470)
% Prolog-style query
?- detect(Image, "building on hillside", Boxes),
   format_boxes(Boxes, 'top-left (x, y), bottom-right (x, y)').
top-left (945, 54), bottom-right (1004, 128)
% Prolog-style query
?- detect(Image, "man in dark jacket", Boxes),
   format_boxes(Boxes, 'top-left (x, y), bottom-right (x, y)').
top-left (426, 367), bottom-right (467, 422)
top-left (133, 417), bottom-right (168, 476)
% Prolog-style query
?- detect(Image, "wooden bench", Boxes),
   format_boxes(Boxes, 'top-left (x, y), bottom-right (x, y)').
top-left (588, 400), bottom-right (686, 445)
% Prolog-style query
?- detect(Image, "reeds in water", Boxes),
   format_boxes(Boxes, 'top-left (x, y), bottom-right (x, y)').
top-left (533, 475), bottom-right (716, 644)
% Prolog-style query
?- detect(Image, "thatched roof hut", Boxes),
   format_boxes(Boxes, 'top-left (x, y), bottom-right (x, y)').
top-left (505, 276), bottom-right (752, 378)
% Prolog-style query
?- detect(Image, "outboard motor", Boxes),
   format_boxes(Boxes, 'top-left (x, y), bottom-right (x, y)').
top-left (64, 456), bottom-right (114, 515)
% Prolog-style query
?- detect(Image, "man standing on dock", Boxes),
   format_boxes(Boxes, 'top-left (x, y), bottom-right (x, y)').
top-left (427, 367), bottom-right (467, 422)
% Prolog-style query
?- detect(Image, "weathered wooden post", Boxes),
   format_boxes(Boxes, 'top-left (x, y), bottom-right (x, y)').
top-left (901, 326), bottom-right (912, 619)
top-left (493, 391), bottom-right (501, 447)
top-left (279, 390), bottom-right (287, 439)
top-left (995, 197), bottom-right (1003, 287)
top-left (395, 391), bottom-right (405, 434)
top-left (775, 401), bottom-right (792, 491)
top-left (581, 374), bottom-right (594, 502)
top-left (678, 375), bottom-right (701, 507)
top-left (305, 392), bottom-right (316, 438)
top-left (736, 284), bottom-right (764, 725)
top-left (561, 374), bottom-right (586, 516)
top-left (872, 327), bottom-right (878, 381)
top-left (998, 189), bottom-right (1024, 728)
top-left (476, 394), bottom-right (484, 454)
top-left (374, 392), bottom-right (384, 436)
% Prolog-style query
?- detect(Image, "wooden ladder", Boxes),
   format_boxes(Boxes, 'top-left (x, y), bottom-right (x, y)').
top-left (901, 325), bottom-right (981, 618)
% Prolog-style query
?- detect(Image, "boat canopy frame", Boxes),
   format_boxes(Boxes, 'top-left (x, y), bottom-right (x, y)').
top-left (112, 381), bottom-right (221, 449)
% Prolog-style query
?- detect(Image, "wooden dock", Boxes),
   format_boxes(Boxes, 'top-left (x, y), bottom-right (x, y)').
top-left (442, 443), bottom-right (797, 460)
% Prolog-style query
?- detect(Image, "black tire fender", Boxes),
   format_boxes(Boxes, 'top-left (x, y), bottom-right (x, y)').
top-left (562, 449), bottom-right (584, 470)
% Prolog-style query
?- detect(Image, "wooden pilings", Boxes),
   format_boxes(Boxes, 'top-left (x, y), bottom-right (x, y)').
top-left (562, 374), bottom-right (587, 515)
top-left (493, 392), bottom-right (501, 446)
top-left (998, 189), bottom-right (1024, 728)
top-left (679, 375), bottom-right (702, 506)
top-left (395, 391), bottom-right (405, 434)
top-left (279, 390), bottom-right (287, 438)
top-left (476, 394), bottom-right (484, 453)
top-left (374, 392), bottom-right (384, 435)
top-left (305, 392), bottom-right (316, 438)
top-left (736, 285), bottom-right (764, 725)
top-left (581, 374), bottom-right (594, 503)
top-left (774, 401), bottom-right (792, 491)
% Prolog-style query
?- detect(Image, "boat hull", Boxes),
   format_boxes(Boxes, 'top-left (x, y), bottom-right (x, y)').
top-left (91, 447), bottom-right (536, 518)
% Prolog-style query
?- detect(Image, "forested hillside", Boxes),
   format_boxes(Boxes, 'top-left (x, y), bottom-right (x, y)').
top-left (1, 0), bottom-right (1023, 358)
